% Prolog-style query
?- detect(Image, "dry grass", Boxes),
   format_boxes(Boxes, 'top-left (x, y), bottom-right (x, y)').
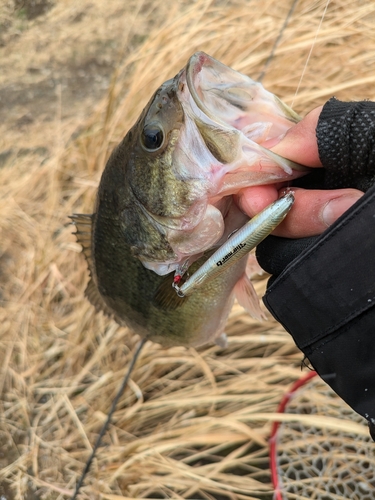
top-left (1, 0), bottom-right (375, 498)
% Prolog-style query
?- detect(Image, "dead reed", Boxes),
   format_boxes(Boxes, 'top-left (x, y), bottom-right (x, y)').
top-left (1, 0), bottom-right (375, 498)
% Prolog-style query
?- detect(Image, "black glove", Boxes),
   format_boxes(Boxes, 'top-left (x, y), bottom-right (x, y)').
top-left (256, 98), bottom-right (375, 437)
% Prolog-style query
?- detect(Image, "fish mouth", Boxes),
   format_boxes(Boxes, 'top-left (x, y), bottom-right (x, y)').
top-left (184, 51), bottom-right (309, 176)
top-left (185, 51), bottom-right (232, 128)
top-left (184, 51), bottom-right (301, 134)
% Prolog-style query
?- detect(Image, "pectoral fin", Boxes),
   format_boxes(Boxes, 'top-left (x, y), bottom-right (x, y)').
top-left (234, 273), bottom-right (266, 321)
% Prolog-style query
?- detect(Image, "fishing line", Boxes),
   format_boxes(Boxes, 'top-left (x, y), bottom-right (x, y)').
top-left (258, 0), bottom-right (299, 82)
top-left (70, 337), bottom-right (147, 500)
top-left (291, 0), bottom-right (331, 107)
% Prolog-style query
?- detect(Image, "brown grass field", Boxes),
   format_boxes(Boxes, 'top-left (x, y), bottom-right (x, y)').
top-left (1, 0), bottom-right (375, 498)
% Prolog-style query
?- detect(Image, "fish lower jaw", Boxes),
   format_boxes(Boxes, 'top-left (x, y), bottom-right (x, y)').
top-left (140, 259), bottom-right (180, 276)
top-left (139, 251), bottom-right (205, 277)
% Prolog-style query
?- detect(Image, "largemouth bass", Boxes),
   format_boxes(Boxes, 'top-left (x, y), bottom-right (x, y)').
top-left (72, 52), bottom-right (307, 348)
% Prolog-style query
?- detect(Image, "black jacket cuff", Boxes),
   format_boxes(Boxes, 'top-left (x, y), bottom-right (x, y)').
top-left (263, 184), bottom-right (375, 424)
top-left (317, 97), bottom-right (375, 191)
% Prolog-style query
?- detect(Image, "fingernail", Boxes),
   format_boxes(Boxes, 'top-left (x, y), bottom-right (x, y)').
top-left (322, 195), bottom-right (362, 227)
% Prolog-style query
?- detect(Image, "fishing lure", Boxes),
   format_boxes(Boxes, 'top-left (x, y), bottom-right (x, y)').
top-left (173, 193), bottom-right (295, 297)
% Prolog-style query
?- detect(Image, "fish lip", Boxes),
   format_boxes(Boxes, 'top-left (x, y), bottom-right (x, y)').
top-left (184, 51), bottom-right (233, 129)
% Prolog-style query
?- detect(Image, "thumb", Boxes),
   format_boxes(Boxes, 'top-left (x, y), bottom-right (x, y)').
top-left (263, 106), bottom-right (323, 167)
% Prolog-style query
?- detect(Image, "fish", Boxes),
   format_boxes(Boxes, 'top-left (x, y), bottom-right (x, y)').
top-left (72, 52), bottom-right (309, 348)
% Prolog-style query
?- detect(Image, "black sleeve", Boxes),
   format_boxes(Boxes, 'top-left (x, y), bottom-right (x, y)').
top-left (258, 98), bottom-right (375, 429)
top-left (317, 97), bottom-right (375, 191)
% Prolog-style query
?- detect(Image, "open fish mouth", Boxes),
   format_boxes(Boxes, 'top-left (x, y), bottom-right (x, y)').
top-left (185, 51), bottom-right (301, 140)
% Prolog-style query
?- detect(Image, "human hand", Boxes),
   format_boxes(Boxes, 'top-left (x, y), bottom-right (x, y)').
top-left (235, 106), bottom-right (364, 237)
top-left (253, 98), bottom-right (375, 436)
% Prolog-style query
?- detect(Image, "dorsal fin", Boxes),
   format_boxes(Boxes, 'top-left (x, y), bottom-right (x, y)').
top-left (85, 278), bottom-right (117, 320)
top-left (70, 213), bottom-right (118, 321)
top-left (70, 213), bottom-right (95, 275)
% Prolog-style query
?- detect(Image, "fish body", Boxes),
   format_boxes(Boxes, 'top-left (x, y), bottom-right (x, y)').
top-left (73, 211), bottom-right (244, 347)
top-left (73, 52), bottom-right (307, 347)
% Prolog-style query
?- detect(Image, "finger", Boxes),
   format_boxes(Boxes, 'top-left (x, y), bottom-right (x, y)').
top-left (263, 106), bottom-right (323, 167)
top-left (235, 184), bottom-right (283, 217)
top-left (273, 187), bottom-right (364, 238)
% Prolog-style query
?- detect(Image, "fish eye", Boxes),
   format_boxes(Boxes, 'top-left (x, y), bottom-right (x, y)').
top-left (141, 124), bottom-right (164, 151)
